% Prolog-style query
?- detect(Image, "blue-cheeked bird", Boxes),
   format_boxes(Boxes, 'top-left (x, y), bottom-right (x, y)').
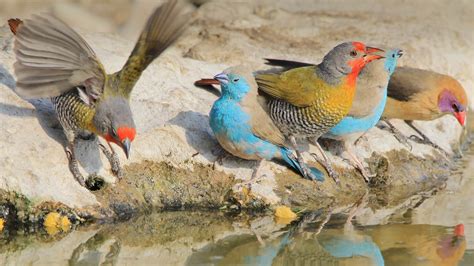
top-left (209, 66), bottom-right (324, 182)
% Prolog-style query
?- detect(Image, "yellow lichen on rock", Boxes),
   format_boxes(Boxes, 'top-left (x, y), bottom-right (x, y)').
top-left (43, 212), bottom-right (71, 235)
top-left (60, 216), bottom-right (71, 232)
top-left (0, 218), bottom-right (4, 232)
top-left (274, 206), bottom-right (297, 225)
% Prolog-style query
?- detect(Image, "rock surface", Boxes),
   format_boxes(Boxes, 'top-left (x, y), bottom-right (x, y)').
top-left (0, 0), bottom-right (472, 222)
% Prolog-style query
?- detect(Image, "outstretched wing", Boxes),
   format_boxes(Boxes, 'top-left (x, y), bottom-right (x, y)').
top-left (256, 66), bottom-right (323, 107)
top-left (114, 0), bottom-right (193, 97)
top-left (9, 15), bottom-right (106, 101)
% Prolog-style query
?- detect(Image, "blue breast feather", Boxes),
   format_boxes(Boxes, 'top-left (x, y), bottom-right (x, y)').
top-left (210, 98), bottom-right (279, 160)
top-left (327, 50), bottom-right (399, 138)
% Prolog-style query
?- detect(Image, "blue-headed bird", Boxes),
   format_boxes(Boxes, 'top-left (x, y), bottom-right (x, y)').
top-left (209, 66), bottom-right (324, 182)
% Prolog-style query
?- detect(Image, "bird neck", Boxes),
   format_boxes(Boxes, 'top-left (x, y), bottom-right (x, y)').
top-left (315, 64), bottom-right (344, 86)
top-left (345, 66), bottom-right (363, 88)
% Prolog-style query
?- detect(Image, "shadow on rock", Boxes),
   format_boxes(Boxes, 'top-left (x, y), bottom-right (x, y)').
top-left (0, 64), bottom-right (107, 181)
top-left (168, 110), bottom-right (258, 171)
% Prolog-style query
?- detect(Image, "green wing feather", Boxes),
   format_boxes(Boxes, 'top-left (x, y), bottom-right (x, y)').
top-left (114, 0), bottom-right (192, 97)
top-left (256, 66), bottom-right (324, 107)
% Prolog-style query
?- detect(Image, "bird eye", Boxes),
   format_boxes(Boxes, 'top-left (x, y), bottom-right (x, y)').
top-left (233, 78), bottom-right (240, 82)
top-left (350, 50), bottom-right (357, 57)
top-left (452, 104), bottom-right (459, 112)
top-left (392, 54), bottom-right (395, 58)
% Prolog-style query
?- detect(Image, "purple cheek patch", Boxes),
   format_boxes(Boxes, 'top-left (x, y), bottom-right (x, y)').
top-left (438, 89), bottom-right (458, 113)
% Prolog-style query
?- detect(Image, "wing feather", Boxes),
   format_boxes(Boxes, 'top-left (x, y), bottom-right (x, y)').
top-left (10, 14), bottom-right (106, 100)
top-left (115, 0), bottom-right (193, 97)
top-left (256, 66), bottom-right (322, 107)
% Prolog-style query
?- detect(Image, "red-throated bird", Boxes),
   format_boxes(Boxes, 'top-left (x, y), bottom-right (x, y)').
top-left (8, 0), bottom-right (191, 187)
top-left (255, 42), bottom-right (384, 183)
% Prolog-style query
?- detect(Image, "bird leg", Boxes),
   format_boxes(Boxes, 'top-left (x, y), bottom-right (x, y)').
top-left (405, 120), bottom-right (448, 154)
top-left (309, 138), bottom-right (340, 184)
top-left (251, 160), bottom-right (265, 181)
top-left (380, 120), bottom-right (412, 150)
top-left (288, 135), bottom-right (317, 181)
top-left (99, 143), bottom-right (123, 180)
top-left (345, 148), bottom-right (374, 183)
top-left (65, 138), bottom-right (86, 187)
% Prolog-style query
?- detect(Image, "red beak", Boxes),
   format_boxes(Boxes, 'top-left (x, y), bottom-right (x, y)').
top-left (366, 46), bottom-right (385, 54)
top-left (363, 54), bottom-right (384, 63)
top-left (454, 224), bottom-right (464, 237)
top-left (194, 78), bottom-right (220, 86)
top-left (454, 111), bottom-right (466, 126)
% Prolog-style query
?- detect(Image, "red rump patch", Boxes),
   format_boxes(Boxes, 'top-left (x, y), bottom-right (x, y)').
top-left (117, 127), bottom-right (136, 142)
top-left (352, 41), bottom-right (366, 52)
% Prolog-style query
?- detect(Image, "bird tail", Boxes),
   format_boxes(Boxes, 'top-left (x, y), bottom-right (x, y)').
top-left (8, 18), bottom-right (22, 35)
top-left (116, 0), bottom-right (194, 96)
top-left (264, 58), bottom-right (314, 70)
top-left (280, 147), bottom-right (325, 182)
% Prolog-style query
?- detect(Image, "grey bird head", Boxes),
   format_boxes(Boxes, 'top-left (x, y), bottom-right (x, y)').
top-left (318, 42), bottom-right (384, 82)
top-left (93, 97), bottom-right (136, 158)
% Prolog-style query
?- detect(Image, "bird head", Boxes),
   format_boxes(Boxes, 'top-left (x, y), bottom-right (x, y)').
top-left (322, 42), bottom-right (385, 77)
top-left (384, 49), bottom-right (403, 75)
top-left (93, 97), bottom-right (136, 158)
top-left (213, 68), bottom-right (252, 101)
top-left (437, 81), bottom-right (468, 126)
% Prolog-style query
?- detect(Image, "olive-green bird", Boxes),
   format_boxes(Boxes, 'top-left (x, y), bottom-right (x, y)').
top-left (256, 42), bottom-right (384, 182)
top-left (8, 0), bottom-right (191, 187)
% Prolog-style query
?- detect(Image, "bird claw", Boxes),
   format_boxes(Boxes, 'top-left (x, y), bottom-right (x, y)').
top-left (310, 153), bottom-right (340, 184)
top-left (359, 168), bottom-right (376, 183)
top-left (65, 146), bottom-right (86, 187)
top-left (409, 135), bottom-right (449, 157)
top-left (100, 143), bottom-right (123, 180)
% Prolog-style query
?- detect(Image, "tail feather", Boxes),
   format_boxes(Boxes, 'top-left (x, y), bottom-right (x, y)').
top-left (8, 18), bottom-right (23, 35)
top-left (280, 147), bottom-right (325, 182)
top-left (265, 58), bottom-right (314, 69)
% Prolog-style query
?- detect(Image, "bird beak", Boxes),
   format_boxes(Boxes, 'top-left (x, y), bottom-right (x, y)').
top-left (454, 224), bottom-right (465, 237)
top-left (214, 72), bottom-right (229, 84)
top-left (397, 50), bottom-right (404, 58)
top-left (194, 78), bottom-right (220, 86)
top-left (366, 46), bottom-right (385, 54)
top-left (121, 138), bottom-right (131, 159)
top-left (363, 54), bottom-right (385, 62)
top-left (454, 111), bottom-right (466, 126)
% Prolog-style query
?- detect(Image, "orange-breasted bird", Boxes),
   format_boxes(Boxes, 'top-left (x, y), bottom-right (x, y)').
top-left (255, 42), bottom-right (384, 182)
top-left (8, 0), bottom-right (191, 187)
top-left (382, 67), bottom-right (468, 149)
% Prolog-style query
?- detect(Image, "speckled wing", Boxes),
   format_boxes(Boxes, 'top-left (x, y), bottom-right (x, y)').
top-left (10, 14), bottom-right (106, 100)
top-left (256, 66), bottom-right (322, 107)
top-left (116, 0), bottom-right (192, 97)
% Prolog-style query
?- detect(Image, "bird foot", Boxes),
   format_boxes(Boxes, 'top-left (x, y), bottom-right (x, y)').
top-left (408, 135), bottom-right (448, 154)
top-left (301, 165), bottom-right (318, 181)
top-left (65, 147), bottom-right (86, 187)
top-left (99, 144), bottom-right (123, 180)
top-left (310, 153), bottom-right (340, 184)
top-left (380, 121), bottom-right (413, 150)
top-left (354, 165), bottom-right (375, 183)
